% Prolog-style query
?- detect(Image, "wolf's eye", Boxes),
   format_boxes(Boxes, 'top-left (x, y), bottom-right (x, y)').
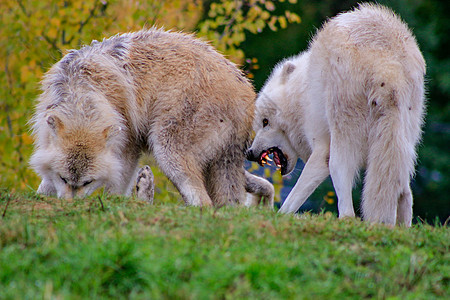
top-left (262, 118), bottom-right (269, 127)
top-left (83, 180), bottom-right (93, 187)
top-left (60, 176), bottom-right (68, 184)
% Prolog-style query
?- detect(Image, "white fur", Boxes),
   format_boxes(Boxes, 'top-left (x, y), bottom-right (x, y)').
top-left (248, 4), bottom-right (426, 226)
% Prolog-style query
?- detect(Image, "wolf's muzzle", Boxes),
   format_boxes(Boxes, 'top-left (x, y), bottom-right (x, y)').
top-left (246, 149), bottom-right (258, 161)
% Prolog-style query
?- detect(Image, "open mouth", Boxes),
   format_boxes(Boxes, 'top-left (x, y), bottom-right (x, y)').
top-left (258, 147), bottom-right (288, 175)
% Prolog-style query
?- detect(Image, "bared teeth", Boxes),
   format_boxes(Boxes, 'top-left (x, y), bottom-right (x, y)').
top-left (273, 151), bottom-right (282, 170)
top-left (259, 151), bottom-right (272, 166)
top-left (258, 148), bottom-right (284, 172)
top-left (259, 157), bottom-right (266, 166)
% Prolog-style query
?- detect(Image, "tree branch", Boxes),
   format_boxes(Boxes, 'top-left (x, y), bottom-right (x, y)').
top-left (16, 0), bottom-right (30, 17)
top-left (2, 193), bottom-right (12, 218)
top-left (78, 0), bottom-right (101, 35)
top-left (42, 33), bottom-right (60, 53)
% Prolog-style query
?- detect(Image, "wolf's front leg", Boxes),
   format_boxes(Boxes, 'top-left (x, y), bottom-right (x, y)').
top-left (244, 170), bottom-right (275, 208)
top-left (135, 165), bottom-right (155, 204)
top-left (37, 177), bottom-right (57, 196)
top-left (278, 147), bottom-right (330, 214)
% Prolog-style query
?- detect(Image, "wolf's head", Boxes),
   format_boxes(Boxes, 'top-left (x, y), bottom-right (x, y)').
top-left (30, 114), bottom-right (124, 199)
top-left (247, 61), bottom-right (299, 176)
top-left (30, 44), bottom-right (131, 199)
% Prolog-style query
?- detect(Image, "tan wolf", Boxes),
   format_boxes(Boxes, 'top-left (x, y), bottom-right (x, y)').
top-left (30, 28), bottom-right (274, 206)
top-left (247, 4), bottom-right (426, 226)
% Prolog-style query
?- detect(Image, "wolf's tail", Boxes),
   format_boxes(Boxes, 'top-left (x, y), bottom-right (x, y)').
top-left (362, 63), bottom-right (425, 225)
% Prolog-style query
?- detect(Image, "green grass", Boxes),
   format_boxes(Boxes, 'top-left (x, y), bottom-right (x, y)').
top-left (0, 190), bottom-right (448, 299)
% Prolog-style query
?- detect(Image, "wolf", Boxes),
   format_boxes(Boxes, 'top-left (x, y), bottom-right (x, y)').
top-left (30, 28), bottom-right (274, 206)
top-left (247, 4), bottom-right (426, 226)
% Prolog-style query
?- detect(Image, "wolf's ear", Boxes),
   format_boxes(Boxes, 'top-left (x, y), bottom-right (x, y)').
top-left (47, 115), bottom-right (64, 135)
top-left (281, 62), bottom-right (295, 84)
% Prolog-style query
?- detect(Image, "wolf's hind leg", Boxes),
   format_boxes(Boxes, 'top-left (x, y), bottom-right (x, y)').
top-left (153, 146), bottom-right (212, 206)
top-left (329, 135), bottom-right (363, 218)
top-left (244, 170), bottom-right (274, 208)
top-left (205, 160), bottom-right (246, 207)
top-left (37, 178), bottom-right (57, 196)
top-left (135, 165), bottom-right (154, 204)
top-left (396, 185), bottom-right (413, 226)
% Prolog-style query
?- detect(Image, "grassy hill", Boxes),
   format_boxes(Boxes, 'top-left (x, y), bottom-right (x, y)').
top-left (0, 191), bottom-right (448, 299)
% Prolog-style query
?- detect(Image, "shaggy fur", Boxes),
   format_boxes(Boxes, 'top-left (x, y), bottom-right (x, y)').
top-left (30, 28), bottom-right (273, 206)
top-left (244, 171), bottom-right (275, 208)
top-left (136, 165), bottom-right (155, 204)
top-left (247, 4), bottom-right (426, 226)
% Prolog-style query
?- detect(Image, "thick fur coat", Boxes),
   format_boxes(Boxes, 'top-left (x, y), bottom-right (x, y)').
top-left (247, 4), bottom-right (426, 225)
top-left (30, 28), bottom-right (274, 206)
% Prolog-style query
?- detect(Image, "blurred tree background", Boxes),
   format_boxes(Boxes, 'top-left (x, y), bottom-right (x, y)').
top-left (0, 0), bottom-right (448, 223)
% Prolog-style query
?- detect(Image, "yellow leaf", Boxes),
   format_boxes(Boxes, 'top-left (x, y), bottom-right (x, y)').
top-left (224, 1), bottom-right (235, 15)
top-left (21, 133), bottom-right (34, 145)
top-left (261, 11), bottom-right (270, 20)
top-left (324, 195), bottom-right (334, 205)
top-left (272, 170), bottom-right (282, 183)
top-left (35, 68), bottom-right (43, 79)
top-left (286, 11), bottom-right (301, 23)
top-left (249, 162), bottom-right (259, 171)
top-left (265, 1), bottom-right (275, 12)
top-left (20, 65), bottom-right (30, 82)
top-left (235, 49), bottom-right (245, 61)
top-left (278, 16), bottom-right (287, 29)
top-left (74, 1), bottom-right (83, 10)
top-left (47, 27), bottom-right (58, 39)
top-left (50, 18), bottom-right (61, 27)
top-left (268, 16), bottom-right (278, 31)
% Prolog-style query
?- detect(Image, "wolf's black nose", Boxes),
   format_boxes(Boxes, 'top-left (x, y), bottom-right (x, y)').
top-left (246, 149), bottom-right (256, 161)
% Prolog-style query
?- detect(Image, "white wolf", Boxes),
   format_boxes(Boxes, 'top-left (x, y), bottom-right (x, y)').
top-left (247, 4), bottom-right (426, 226)
top-left (30, 28), bottom-right (274, 206)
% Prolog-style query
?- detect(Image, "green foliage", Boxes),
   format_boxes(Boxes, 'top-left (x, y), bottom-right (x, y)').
top-left (0, 192), bottom-right (448, 298)
top-left (198, 0), bottom-right (300, 63)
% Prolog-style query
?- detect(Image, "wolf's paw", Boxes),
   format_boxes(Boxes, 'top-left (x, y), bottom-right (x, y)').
top-left (136, 165), bottom-right (154, 204)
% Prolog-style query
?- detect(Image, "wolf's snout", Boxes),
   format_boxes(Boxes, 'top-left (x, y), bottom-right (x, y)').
top-left (246, 149), bottom-right (257, 161)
